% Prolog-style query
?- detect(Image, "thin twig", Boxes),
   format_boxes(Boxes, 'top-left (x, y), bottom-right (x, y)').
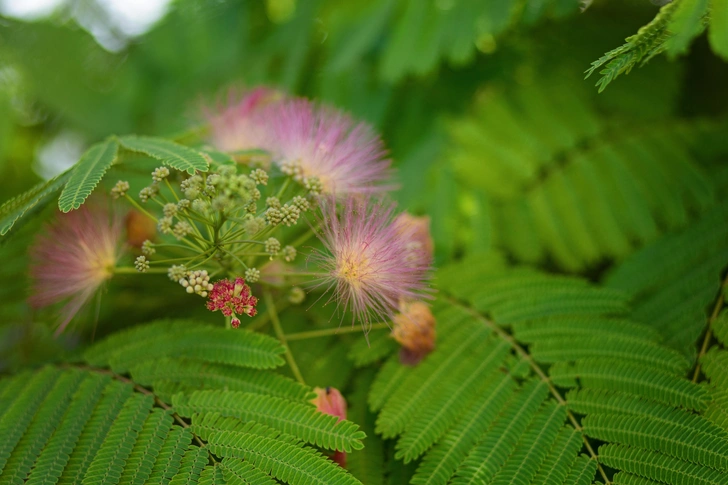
top-left (692, 272), bottom-right (728, 382)
top-left (448, 296), bottom-right (612, 485)
top-left (263, 289), bottom-right (306, 386)
top-left (286, 322), bottom-right (389, 341)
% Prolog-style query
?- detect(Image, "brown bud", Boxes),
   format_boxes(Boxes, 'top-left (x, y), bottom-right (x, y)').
top-left (392, 300), bottom-right (436, 366)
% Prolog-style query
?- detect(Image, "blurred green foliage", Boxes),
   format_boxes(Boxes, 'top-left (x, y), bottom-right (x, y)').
top-left (0, 0), bottom-right (726, 366)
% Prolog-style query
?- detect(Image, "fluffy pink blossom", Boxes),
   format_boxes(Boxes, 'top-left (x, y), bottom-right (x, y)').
top-left (265, 98), bottom-right (393, 195)
top-left (312, 196), bottom-right (431, 331)
top-left (206, 277), bottom-right (258, 325)
top-left (311, 387), bottom-right (348, 468)
top-left (29, 205), bottom-right (123, 335)
top-left (206, 86), bottom-right (280, 153)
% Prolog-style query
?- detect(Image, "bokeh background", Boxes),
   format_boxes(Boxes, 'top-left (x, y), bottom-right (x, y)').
top-left (1, 0), bottom-right (727, 371)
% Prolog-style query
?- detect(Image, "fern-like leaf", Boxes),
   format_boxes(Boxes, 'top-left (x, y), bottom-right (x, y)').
top-left (599, 444), bottom-right (726, 485)
top-left (129, 358), bottom-right (312, 402)
top-left (81, 393), bottom-right (154, 484)
top-left (169, 446), bottom-right (208, 485)
top-left (84, 320), bottom-right (285, 372)
top-left (0, 171), bottom-right (71, 237)
top-left (58, 139), bottom-right (118, 212)
top-left (219, 457), bottom-right (276, 485)
top-left (173, 390), bottom-right (365, 452)
top-left (119, 136), bottom-right (209, 174)
top-left (206, 429), bottom-right (363, 485)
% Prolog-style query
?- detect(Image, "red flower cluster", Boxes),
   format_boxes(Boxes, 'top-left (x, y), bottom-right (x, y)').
top-left (206, 277), bottom-right (258, 327)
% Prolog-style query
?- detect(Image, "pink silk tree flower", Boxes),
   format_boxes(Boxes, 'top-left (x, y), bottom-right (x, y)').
top-left (312, 196), bottom-right (431, 332)
top-left (265, 98), bottom-right (393, 195)
top-left (29, 205), bottom-right (123, 335)
top-left (311, 387), bottom-right (348, 468)
top-left (206, 86), bottom-right (280, 153)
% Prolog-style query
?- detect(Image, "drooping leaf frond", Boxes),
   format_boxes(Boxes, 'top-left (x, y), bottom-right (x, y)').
top-left (58, 139), bottom-right (119, 213)
top-left (118, 135), bottom-right (210, 175)
top-left (0, 170), bottom-right (71, 237)
top-left (587, 0), bottom-right (728, 91)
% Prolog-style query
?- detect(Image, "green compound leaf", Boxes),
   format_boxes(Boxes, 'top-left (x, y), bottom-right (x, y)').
top-left (119, 135), bottom-right (210, 174)
top-left (0, 170), bottom-right (71, 237)
top-left (58, 139), bottom-right (119, 213)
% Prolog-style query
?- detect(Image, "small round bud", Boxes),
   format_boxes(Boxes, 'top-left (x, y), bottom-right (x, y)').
top-left (265, 207), bottom-right (283, 226)
top-left (280, 204), bottom-right (300, 226)
top-left (173, 221), bottom-right (193, 240)
top-left (168, 264), bottom-right (187, 282)
top-left (157, 216), bottom-right (173, 234)
top-left (152, 166), bottom-right (170, 182)
top-left (206, 173), bottom-right (221, 186)
top-left (288, 287), bottom-right (305, 305)
top-left (250, 168), bottom-right (268, 186)
top-left (134, 255), bottom-right (150, 273)
top-left (243, 217), bottom-right (265, 235)
top-left (163, 203), bottom-right (178, 218)
top-left (139, 185), bottom-right (159, 203)
top-left (291, 195), bottom-right (310, 212)
top-left (305, 177), bottom-right (323, 195)
top-left (177, 199), bottom-right (191, 211)
top-left (191, 198), bottom-right (209, 214)
top-left (141, 240), bottom-right (156, 256)
top-left (281, 160), bottom-right (304, 181)
top-left (244, 267), bottom-right (260, 283)
top-left (282, 245), bottom-right (297, 262)
top-left (231, 317), bottom-right (241, 328)
top-left (265, 237), bottom-right (281, 258)
top-left (111, 180), bottom-right (130, 199)
top-left (266, 197), bottom-right (282, 209)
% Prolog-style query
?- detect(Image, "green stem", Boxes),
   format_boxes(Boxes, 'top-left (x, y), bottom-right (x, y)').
top-left (286, 322), bottom-right (390, 341)
top-left (124, 195), bottom-right (158, 222)
top-left (115, 267), bottom-right (168, 274)
top-left (692, 272), bottom-right (728, 382)
top-left (264, 290), bottom-right (306, 386)
top-left (165, 179), bottom-right (180, 202)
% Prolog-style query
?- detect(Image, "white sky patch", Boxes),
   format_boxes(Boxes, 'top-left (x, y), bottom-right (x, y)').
top-left (1, 0), bottom-right (171, 51)
top-left (36, 131), bottom-right (86, 180)
top-left (0, 0), bottom-right (63, 19)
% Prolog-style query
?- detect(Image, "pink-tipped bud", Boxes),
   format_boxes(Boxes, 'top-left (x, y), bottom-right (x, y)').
top-left (392, 300), bottom-right (437, 366)
top-left (311, 387), bottom-right (348, 468)
top-left (231, 318), bottom-right (241, 328)
top-left (206, 277), bottom-right (258, 325)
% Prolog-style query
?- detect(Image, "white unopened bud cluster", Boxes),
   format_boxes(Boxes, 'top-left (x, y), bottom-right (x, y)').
top-left (111, 180), bottom-right (130, 199)
top-left (244, 267), bottom-right (260, 283)
top-left (139, 185), bottom-right (159, 202)
top-left (152, 166), bottom-right (170, 182)
top-left (168, 265), bottom-right (187, 282)
top-left (141, 240), bottom-right (155, 256)
top-left (135, 255), bottom-right (150, 273)
top-left (179, 269), bottom-right (214, 297)
top-left (265, 238), bottom-right (281, 258)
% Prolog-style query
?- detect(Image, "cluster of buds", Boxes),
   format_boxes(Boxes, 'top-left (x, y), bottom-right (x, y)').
top-left (179, 270), bottom-right (214, 297)
top-left (206, 277), bottom-right (258, 327)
